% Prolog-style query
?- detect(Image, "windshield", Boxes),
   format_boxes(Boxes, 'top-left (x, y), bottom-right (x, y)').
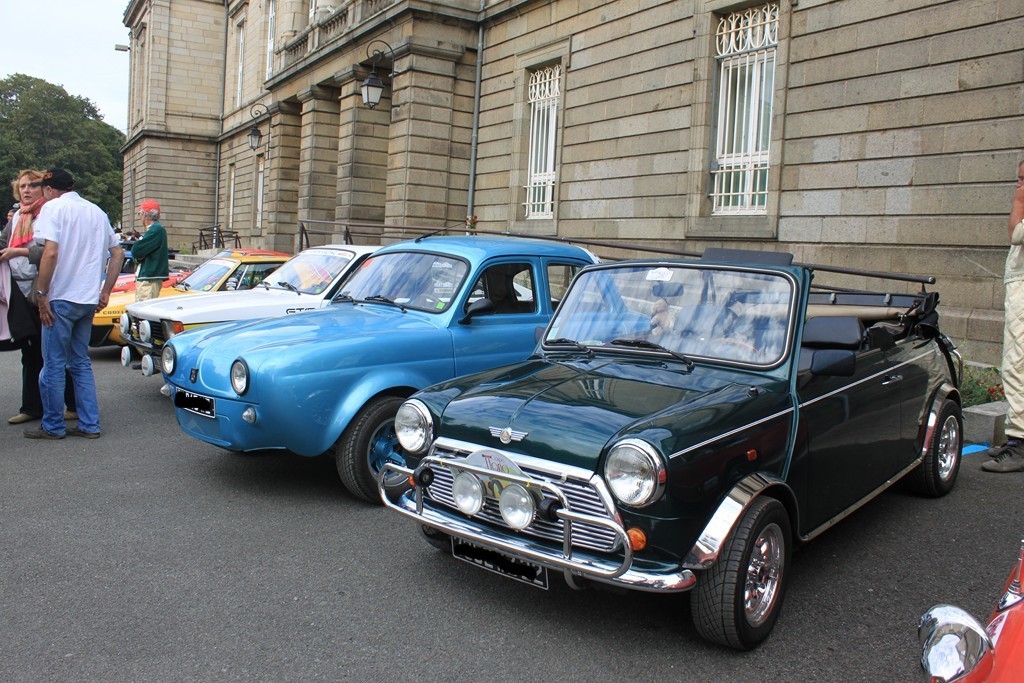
top-left (338, 251), bottom-right (470, 313)
top-left (546, 264), bottom-right (795, 365)
top-left (266, 249), bottom-right (355, 295)
top-left (179, 258), bottom-right (233, 292)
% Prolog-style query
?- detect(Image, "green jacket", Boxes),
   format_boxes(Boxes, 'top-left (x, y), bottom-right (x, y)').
top-left (132, 220), bottom-right (169, 280)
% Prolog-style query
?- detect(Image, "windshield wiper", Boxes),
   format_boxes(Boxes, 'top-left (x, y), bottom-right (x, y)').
top-left (275, 281), bottom-right (300, 295)
top-left (545, 337), bottom-right (592, 357)
top-left (333, 292), bottom-right (355, 304)
top-left (363, 294), bottom-right (406, 313)
top-left (608, 338), bottom-right (694, 370)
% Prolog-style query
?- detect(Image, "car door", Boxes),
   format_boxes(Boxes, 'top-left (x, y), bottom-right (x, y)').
top-left (794, 324), bottom-right (907, 532)
top-left (450, 260), bottom-right (552, 377)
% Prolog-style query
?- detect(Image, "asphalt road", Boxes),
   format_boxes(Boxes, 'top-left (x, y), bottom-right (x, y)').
top-left (0, 346), bottom-right (1022, 682)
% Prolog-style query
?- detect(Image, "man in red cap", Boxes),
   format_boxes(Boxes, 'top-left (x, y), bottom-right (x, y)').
top-left (132, 199), bottom-right (168, 302)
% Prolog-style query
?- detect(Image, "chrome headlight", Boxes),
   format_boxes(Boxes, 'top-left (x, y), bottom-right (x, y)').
top-left (139, 319), bottom-right (152, 343)
top-left (119, 313), bottom-right (130, 335)
top-left (498, 484), bottom-right (536, 530)
top-left (919, 605), bottom-right (993, 681)
top-left (452, 472), bottom-right (484, 516)
top-left (161, 344), bottom-right (176, 376)
top-left (395, 400), bottom-right (432, 454)
top-left (230, 359), bottom-right (249, 396)
top-left (605, 438), bottom-right (665, 507)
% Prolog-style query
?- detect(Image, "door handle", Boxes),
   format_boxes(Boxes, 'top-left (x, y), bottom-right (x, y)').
top-left (881, 374), bottom-right (903, 386)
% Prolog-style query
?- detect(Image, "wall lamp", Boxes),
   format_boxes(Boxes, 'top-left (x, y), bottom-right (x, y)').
top-left (361, 40), bottom-right (396, 109)
top-left (248, 104), bottom-right (269, 151)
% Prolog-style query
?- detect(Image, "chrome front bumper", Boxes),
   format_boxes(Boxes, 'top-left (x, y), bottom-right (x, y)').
top-left (380, 458), bottom-right (696, 593)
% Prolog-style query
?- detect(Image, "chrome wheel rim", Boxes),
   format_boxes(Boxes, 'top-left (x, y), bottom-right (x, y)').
top-left (937, 414), bottom-right (961, 481)
top-left (744, 522), bottom-right (784, 627)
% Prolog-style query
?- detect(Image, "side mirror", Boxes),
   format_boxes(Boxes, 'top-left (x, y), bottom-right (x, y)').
top-left (460, 298), bottom-right (494, 325)
top-left (810, 349), bottom-right (856, 377)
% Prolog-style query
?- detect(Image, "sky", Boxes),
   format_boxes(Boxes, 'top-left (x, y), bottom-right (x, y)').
top-left (0, 0), bottom-right (131, 132)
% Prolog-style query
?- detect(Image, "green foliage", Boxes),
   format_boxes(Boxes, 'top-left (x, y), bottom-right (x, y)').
top-left (0, 74), bottom-right (124, 225)
top-left (961, 364), bottom-right (1005, 408)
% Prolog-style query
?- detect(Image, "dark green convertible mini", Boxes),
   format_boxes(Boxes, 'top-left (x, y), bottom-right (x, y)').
top-left (380, 248), bottom-right (963, 650)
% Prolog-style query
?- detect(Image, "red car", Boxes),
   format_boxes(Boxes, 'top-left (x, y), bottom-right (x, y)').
top-left (920, 541), bottom-right (1024, 681)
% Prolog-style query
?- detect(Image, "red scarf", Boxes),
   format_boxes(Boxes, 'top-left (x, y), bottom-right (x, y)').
top-left (9, 196), bottom-right (45, 249)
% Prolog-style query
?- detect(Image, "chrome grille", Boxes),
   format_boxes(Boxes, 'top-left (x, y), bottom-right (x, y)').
top-left (426, 445), bottom-right (619, 553)
top-left (127, 314), bottom-right (166, 347)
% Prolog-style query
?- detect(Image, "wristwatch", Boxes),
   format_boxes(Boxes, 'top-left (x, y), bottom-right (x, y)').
top-left (35, 290), bottom-right (47, 298)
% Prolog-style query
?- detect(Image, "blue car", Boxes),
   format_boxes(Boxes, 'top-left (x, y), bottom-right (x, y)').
top-left (159, 235), bottom-right (598, 501)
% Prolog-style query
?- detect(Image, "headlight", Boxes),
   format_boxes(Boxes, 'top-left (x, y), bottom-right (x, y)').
top-left (452, 472), bottom-right (484, 516)
top-left (919, 605), bottom-right (993, 681)
top-left (119, 313), bottom-right (129, 335)
top-left (162, 320), bottom-right (185, 339)
top-left (498, 484), bottom-right (536, 530)
top-left (161, 344), bottom-right (176, 375)
top-left (139, 319), bottom-right (152, 343)
top-left (395, 400), bottom-right (432, 454)
top-left (605, 438), bottom-right (665, 507)
top-left (230, 359), bottom-right (249, 395)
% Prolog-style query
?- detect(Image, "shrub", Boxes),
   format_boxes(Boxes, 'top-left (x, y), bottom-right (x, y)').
top-left (961, 364), bottom-right (1005, 408)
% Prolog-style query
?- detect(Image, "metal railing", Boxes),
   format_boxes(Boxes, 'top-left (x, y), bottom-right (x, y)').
top-left (193, 226), bottom-right (241, 253)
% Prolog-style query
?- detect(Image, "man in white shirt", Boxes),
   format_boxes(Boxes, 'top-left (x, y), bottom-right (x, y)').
top-left (25, 169), bottom-right (123, 439)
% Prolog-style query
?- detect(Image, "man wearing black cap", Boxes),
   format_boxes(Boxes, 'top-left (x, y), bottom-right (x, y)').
top-left (24, 168), bottom-right (124, 439)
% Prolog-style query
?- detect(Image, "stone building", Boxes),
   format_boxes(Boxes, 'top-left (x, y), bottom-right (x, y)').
top-left (121, 0), bottom-right (1024, 363)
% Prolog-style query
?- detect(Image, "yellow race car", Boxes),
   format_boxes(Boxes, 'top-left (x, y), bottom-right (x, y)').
top-left (91, 249), bottom-right (289, 347)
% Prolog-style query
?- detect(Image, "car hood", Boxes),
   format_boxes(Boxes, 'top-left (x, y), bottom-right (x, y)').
top-left (434, 357), bottom-right (766, 471)
top-left (127, 287), bottom-right (323, 323)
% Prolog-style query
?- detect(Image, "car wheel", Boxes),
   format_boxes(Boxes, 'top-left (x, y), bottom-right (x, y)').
top-left (334, 395), bottom-right (408, 504)
top-left (908, 399), bottom-right (962, 497)
top-left (691, 496), bottom-right (791, 650)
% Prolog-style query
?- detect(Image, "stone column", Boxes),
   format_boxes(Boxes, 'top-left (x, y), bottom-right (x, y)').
top-left (263, 101), bottom-right (302, 253)
top-left (335, 67), bottom-right (390, 235)
top-left (297, 85), bottom-right (341, 246)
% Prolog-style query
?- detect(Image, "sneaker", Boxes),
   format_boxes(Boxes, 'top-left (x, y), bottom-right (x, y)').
top-left (981, 443), bottom-right (1024, 473)
top-left (8, 413), bottom-right (39, 425)
top-left (64, 410), bottom-right (79, 421)
top-left (66, 427), bottom-right (100, 439)
top-left (979, 439), bottom-right (1021, 460)
top-left (24, 428), bottom-right (65, 440)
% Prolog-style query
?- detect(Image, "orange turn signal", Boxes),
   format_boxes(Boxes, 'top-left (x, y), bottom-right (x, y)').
top-left (170, 321), bottom-right (185, 335)
top-left (746, 449), bottom-right (758, 462)
top-left (626, 527), bottom-right (647, 552)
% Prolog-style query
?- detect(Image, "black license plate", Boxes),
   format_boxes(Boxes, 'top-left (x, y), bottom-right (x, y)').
top-left (451, 538), bottom-right (548, 589)
top-left (174, 390), bottom-right (216, 418)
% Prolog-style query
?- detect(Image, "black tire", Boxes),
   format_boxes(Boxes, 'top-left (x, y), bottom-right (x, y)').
top-left (334, 396), bottom-right (408, 504)
top-left (691, 496), bottom-right (791, 650)
top-left (420, 525), bottom-right (451, 552)
top-left (908, 399), bottom-right (962, 497)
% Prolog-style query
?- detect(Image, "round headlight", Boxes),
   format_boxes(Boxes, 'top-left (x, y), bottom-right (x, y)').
top-left (605, 439), bottom-right (665, 507)
top-left (395, 400), bottom-right (432, 454)
top-left (452, 472), bottom-right (484, 516)
top-left (920, 605), bottom-right (993, 681)
top-left (119, 313), bottom-right (130, 335)
top-left (139, 319), bottom-right (152, 343)
top-left (161, 344), bottom-right (176, 376)
top-left (230, 359), bottom-right (249, 395)
top-left (498, 484), bottom-right (536, 530)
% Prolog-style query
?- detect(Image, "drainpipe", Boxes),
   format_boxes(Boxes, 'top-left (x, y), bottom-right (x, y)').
top-left (466, 1), bottom-right (486, 220)
top-left (212, 0), bottom-right (230, 242)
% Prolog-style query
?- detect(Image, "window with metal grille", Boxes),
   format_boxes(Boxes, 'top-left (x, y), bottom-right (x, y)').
top-left (524, 65), bottom-right (561, 220)
top-left (236, 20), bottom-right (246, 106)
top-left (265, 0), bottom-right (276, 79)
top-left (710, 3), bottom-right (778, 215)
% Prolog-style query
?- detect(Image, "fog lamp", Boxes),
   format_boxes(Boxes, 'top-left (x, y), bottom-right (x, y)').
top-left (120, 346), bottom-right (132, 367)
top-left (452, 472), bottom-right (484, 516)
top-left (242, 407), bottom-right (257, 424)
top-left (140, 354), bottom-right (156, 376)
top-left (160, 384), bottom-right (173, 398)
top-left (119, 313), bottom-right (130, 335)
top-left (499, 484), bottom-right (535, 530)
top-left (139, 320), bottom-right (152, 343)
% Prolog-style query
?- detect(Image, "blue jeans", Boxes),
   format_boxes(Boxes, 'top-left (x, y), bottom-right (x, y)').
top-left (39, 300), bottom-right (100, 435)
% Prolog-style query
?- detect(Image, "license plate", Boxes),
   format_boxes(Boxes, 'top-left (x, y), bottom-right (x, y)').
top-left (174, 390), bottom-right (216, 418)
top-left (451, 538), bottom-right (548, 589)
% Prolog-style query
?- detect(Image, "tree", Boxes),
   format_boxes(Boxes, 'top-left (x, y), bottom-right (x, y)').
top-left (0, 74), bottom-right (124, 226)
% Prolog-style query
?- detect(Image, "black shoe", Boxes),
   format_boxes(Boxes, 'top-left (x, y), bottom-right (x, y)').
top-left (131, 363), bottom-right (142, 370)
top-left (67, 427), bottom-right (101, 439)
top-left (981, 442), bottom-right (1024, 473)
top-left (24, 427), bottom-right (65, 440)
